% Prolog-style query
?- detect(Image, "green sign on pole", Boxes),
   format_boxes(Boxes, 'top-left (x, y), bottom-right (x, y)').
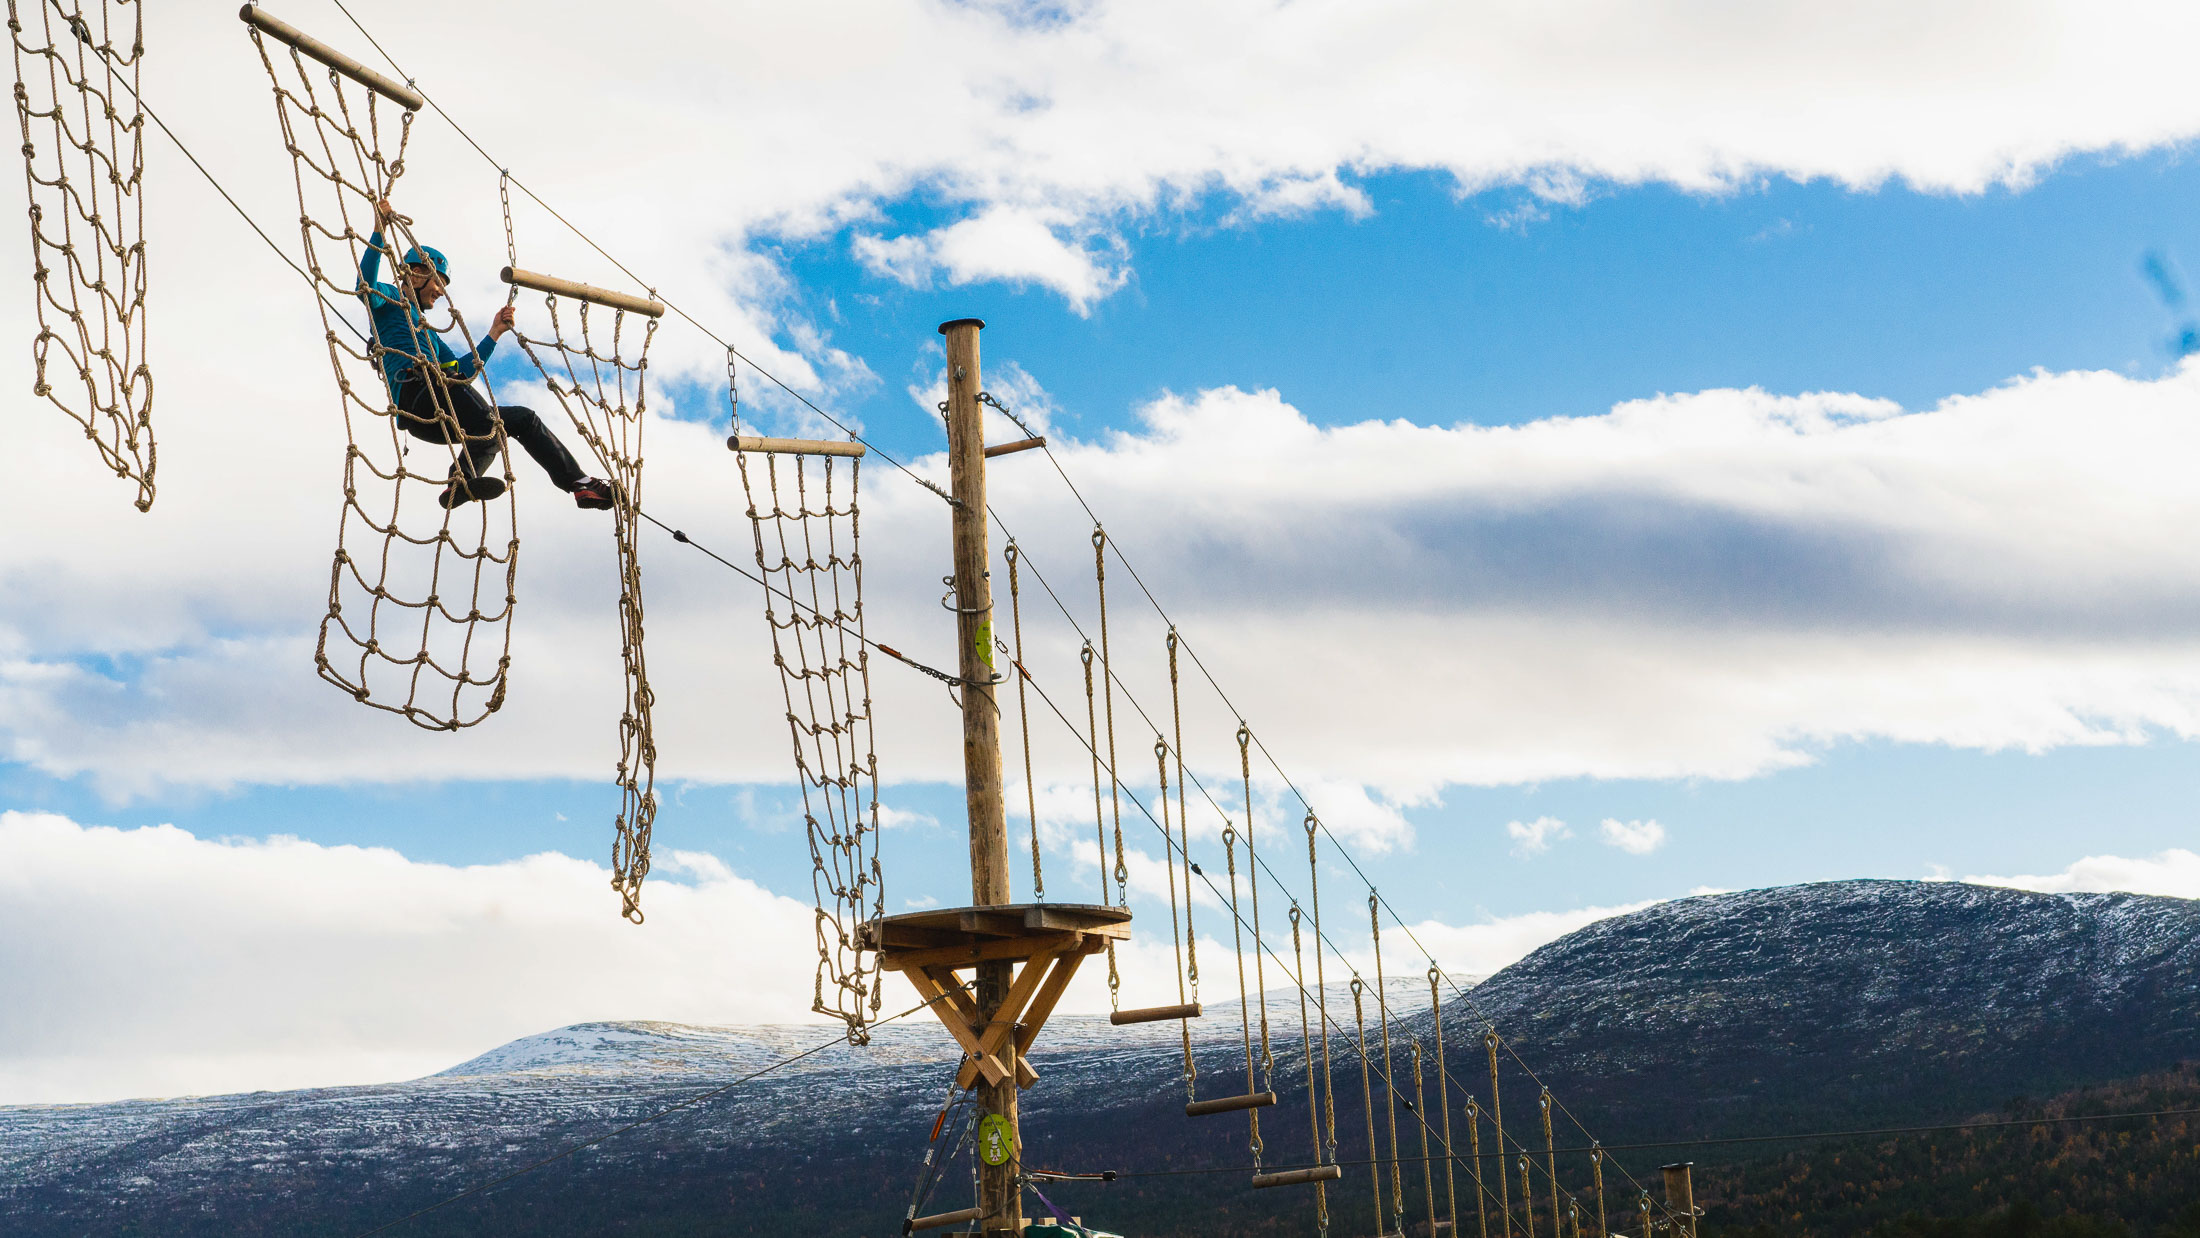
top-left (978, 1113), bottom-right (1016, 1167)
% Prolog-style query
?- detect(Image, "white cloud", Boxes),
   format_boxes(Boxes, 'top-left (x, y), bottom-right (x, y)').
top-left (855, 206), bottom-right (1130, 313)
top-left (1506, 816), bottom-right (1570, 857)
top-left (0, 808), bottom-right (1674, 1103)
top-left (0, 810), bottom-right (820, 1105)
top-left (1963, 848), bottom-right (2200, 898)
top-left (1598, 818), bottom-right (1668, 855)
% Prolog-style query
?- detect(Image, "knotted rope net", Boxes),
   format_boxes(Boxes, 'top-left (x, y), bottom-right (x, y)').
top-left (9, 0), bottom-right (151, 509)
top-left (507, 283), bottom-right (659, 924)
top-left (732, 363), bottom-right (883, 1041)
top-left (248, 17), bottom-right (519, 731)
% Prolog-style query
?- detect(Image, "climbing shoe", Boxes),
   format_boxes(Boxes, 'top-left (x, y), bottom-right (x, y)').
top-left (438, 475), bottom-right (507, 509)
top-left (571, 477), bottom-right (620, 510)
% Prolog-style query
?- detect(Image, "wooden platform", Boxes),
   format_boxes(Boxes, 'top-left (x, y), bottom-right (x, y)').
top-left (861, 903), bottom-right (1131, 1091)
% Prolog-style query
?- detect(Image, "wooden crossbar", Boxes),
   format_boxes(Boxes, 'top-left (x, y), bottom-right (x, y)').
top-left (1110, 1002), bottom-right (1201, 1026)
top-left (727, 433), bottom-right (867, 458)
top-left (1251, 1165), bottom-right (1344, 1189)
top-left (238, 6), bottom-right (425, 111)
top-left (1186, 1091), bottom-right (1277, 1117)
top-left (983, 436), bottom-right (1046, 459)
top-left (908, 1205), bottom-right (984, 1230)
top-left (500, 266), bottom-right (665, 318)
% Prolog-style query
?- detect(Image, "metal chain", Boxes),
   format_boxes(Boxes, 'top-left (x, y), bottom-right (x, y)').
top-left (1005, 540), bottom-right (1042, 902)
top-left (247, 24), bottom-right (519, 733)
top-left (9, 0), bottom-right (154, 510)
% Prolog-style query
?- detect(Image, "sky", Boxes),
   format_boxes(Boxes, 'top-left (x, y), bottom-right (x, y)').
top-left (7, 0), bottom-right (2200, 1105)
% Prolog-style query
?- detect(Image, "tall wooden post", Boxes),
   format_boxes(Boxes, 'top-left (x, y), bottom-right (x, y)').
top-left (939, 317), bottom-right (1021, 1235)
top-left (1660, 1163), bottom-right (1697, 1238)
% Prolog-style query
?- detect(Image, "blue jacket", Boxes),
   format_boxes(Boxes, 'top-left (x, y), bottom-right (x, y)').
top-left (359, 232), bottom-right (496, 398)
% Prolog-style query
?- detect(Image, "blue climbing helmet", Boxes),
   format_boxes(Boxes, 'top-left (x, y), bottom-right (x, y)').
top-left (400, 244), bottom-right (449, 279)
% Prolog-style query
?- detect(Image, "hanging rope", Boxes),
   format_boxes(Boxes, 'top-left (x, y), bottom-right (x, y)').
top-left (9, 0), bottom-right (150, 508)
top-left (1158, 735), bottom-right (1196, 1091)
top-left (1238, 726), bottom-right (1275, 1101)
top-left (1168, 629), bottom-right (1198, 1009)
top-left (1288, 905), bottom-right (1329, 1235)
top-left (1432, 965), bottom-right (1461, 1231)
top-left (1489, 1032), bottom-right (1514, 1237)
top-left (1305, 814), bottom-right (1339, 1175)
top-left (1093, 525), bottom-right (1128, 908)
top-left (1542, 1088), bottom-right (1563, 1238)
top-left (1352, 976), bottom-right (1384, 1235)
top-left (1004, 540), bottom-right (1042, 902)
top-left (731, 358), bottom-right (883, 1039)
top-left (1467, 1098), bottom-right (1489, 1238)
top-left (1223, 826), bottom-right (1262, 1166)
top-left (1372, 893), bottom-right (1406, 1235)
top-left (1590, 1145), bottom-right (1607, 1238)
top-left (246, 12), bottom-right (519, 733)
top-left (504, 270), bottom-right (660, 921)
top-left (1414, 1041), bottom-right (1437, 1234)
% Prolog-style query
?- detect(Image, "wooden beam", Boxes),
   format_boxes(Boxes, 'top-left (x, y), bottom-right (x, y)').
top-left (237, 5), bottom-right (425, 111)
top-left (954, 948), bottom-right (1059, 1090)
top-left (727, 434), bottom-right (865, 458)
top-left (1186, 1092), bottom-right (1277, 1117)
top-left (880, 931), bottom-right (1083, 973)
top-left (500, 266), bottom-right (666, 318)
top-left (910, 1205), bottom-right (985, 1230)
top-left (1253, 1166), bottom-right (1345, 1189)
top-left (982, 436), bottom-right (1046, 459)
top-left (1110, 1002), bottom-right (1201, 1026)
top-left (1024, 905), bottom-right (1133, 938)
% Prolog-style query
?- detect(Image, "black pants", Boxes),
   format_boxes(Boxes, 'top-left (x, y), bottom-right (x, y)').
top-left (394, 379), bottom-right (587, 492)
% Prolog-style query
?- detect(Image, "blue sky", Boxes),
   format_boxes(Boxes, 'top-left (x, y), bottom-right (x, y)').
top-left (12, 0), bottom-right (2200, 1103)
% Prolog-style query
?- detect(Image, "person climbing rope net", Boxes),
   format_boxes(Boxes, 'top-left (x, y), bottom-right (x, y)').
top-left (362, 198), bottom-right (616, 511)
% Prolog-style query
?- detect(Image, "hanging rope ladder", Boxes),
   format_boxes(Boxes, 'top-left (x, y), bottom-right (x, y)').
top-left (727, 360), bottom-right (884, 1039)
top-left (9, 0), bottom-right (151, 508)
top-left (498, 260), bottom-right (663, 921)
top-left (244, 4), bottom-right (521, 733)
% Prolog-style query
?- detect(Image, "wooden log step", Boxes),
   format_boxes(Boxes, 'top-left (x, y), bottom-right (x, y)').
top-left (1110, 1002), bottom-right (1201, 1026)
top-left (983, 436), bottom-right (1047, 458)
top-left (500, 267), bottom-right (665, 318)
top-left (1251, 1165), bottom-right (1345, 1189)
top-left (1185, 1091), bottom-right (1277, 1117)
top-left (727, 433), bottom-right (866, 458)
top-left (906, 1204), bottom-right (984, 1232)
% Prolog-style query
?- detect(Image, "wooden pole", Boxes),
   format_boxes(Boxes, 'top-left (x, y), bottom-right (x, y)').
top-left (939, 316), bottom-right (1020, 1236)
top-left (1660, 1163), bottom-right (1697, 1238)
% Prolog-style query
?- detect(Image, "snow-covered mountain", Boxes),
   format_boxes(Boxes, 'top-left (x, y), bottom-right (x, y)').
top-left (4, 880), bottom-right (2195, 1238)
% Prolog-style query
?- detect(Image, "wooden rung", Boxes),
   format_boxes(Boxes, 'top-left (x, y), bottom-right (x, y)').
top-left (983, 436), bottom-right (1046, 459)
top-left (907, 1205), bottom-right (984, 1231)
top-left (500, 266), bottom-right (666, 318)
top-left (238, 5), bottom-right (426, 111)
top-left (1186, 1091), bottom-right (1277, 1117)
top-left (728, 433), bottom-right (866, 458)
top-left (1110, 1002), bottom-right (1201, 1025)
top-left (1251, 1165), bottom-right (1345, 1189)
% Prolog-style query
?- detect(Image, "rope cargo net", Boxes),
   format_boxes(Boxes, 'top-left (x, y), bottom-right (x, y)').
top-left (733, 379), bottom-right (883, 1042)
top-left (508, 285), bottom-right (659, 923)
top-left (8, 0), bottom-right (152, 509)
top-left (248, 19), bottom-right (520, 732)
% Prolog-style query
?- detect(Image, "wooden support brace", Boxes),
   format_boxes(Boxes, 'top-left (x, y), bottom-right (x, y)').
top-left (238, 5), bottom-right (426, 110)
top-left (950, 947), bottom-right (1060, 1090)
top-left (908, 1205), bottom-right (985, 1231)
top-left (1110, 1002), bottom-right (1202, 1026)
top-left (1251, 1165), bottom-right (1345, 1189)
top-left (983, 436), bottom-right (1046, 459)
top-left (500, 266), bottom-right (666, 318)
top-left (904, 968), bottom-right (1007, 1086)
top-left (728, 434), bottom-right (866, 458)
top-left (1186, 1091), bottom-right (1277, 1117)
